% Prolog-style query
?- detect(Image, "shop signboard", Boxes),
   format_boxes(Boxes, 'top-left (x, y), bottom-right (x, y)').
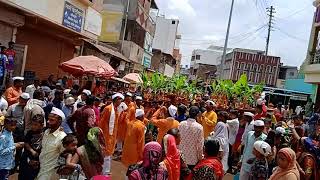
top-left (84, 7), bottom-right (102, 35)
top-left (62, 1), bottom-right (83, 32)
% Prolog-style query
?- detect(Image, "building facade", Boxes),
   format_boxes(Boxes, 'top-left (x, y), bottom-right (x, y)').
top-left (222, 48), bottom-right (281, 86)
top-left (0, 0), bottom-right (104, 79)
top-left (190, 46), bottom-right (228, 81)
top-left (303, 0), bottom-right (320, 107)
top-left (276, 65), bottom-right (298, 88)
top-left (151, 16), bottom-right (181, 74)
top-left (101, 0), bottom-right (158, 73)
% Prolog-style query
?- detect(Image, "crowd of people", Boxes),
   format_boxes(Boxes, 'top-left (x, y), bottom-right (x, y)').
top-left (0, 75), bottom-right (319, 180)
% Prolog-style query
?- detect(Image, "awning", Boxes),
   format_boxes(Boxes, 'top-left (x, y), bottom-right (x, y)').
top-left (111, 77), bottom-right (130, 84)
top-left (84, 39), bottom-right (129, 62)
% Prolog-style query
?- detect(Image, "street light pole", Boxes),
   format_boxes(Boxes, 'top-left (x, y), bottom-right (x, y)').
top-left (220, 0), bottom-right (235, 79)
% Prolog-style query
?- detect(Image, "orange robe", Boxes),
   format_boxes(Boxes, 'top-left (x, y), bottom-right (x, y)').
top-left (151, 109), bottom-right (179, 143)
top-left (99, 104), bottom-right (120, 156)
top-left (121, 119), bottom-right (145, 167)
top-left (116, 110), bottom-right (128, 141)
top-left (5, 87), bottom-right (22, 106)
top-left (127, 103), bottom-right (144, 122)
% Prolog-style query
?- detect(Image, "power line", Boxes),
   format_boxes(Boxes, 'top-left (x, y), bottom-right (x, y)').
top-left (276, 5), bottom-right (309, 21)
top-left (274, 27), bottom-right (308, 42)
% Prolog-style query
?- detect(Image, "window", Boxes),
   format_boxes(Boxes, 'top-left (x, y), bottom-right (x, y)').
top-left (254, 64), bottom-right (258, 72)
top-left (191, 55), bottom-right (195, 61)
top-left (289, 72), bottom-right (295, 77)
top-left (235, 62), bottom-right (239, 69)
top-left (259, 64), bottom-right (264, 72)
top-left (255, 73), bottom-right (260, 83)
top-left (248, 63), bottom-right (252, 71)
top-left (172, 20), bottom-right (176, 24)
top-left (273, 66), bottom-right (277, 73)
top-left (194, 69), bottom-right (198, 74)
top-left (266, 65), bottom-right (271, 73)
top-left (249, 72), bottom-right (254, 81)
top-left (240, 62), bottom-right (245, 70)
top-left (195, 55), bottom-right (201, 60)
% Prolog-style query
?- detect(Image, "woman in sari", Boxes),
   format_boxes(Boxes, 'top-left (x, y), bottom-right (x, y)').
top-left (269, 148), bottom-right (300, 180)
top-left (161, 134), bottom-right (181, 180)
top-left (189, 137), bottom-right (223, 180)
top-left (72, 127), bottom-right (106, 179)
top-left (128, 142), bottom-right (168, 180)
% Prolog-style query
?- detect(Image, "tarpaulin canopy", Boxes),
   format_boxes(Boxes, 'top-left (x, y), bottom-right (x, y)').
top-left (123, 73), bottom-right (143, 84)
top-left (59, 56), bottom-right (117, 78)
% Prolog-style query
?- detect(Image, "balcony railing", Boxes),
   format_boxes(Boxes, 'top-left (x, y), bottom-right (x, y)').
top-left (310, 51), bottom-right (320, 64)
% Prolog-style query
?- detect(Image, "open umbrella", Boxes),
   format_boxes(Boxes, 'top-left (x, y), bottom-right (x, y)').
top-left (59, 56), bottom-right (117, 78)
top-left (123, 73), bottom-right (143, 84)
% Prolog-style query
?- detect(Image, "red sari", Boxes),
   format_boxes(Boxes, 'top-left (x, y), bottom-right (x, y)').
top-left (163, 134), bottom-right (180, 180)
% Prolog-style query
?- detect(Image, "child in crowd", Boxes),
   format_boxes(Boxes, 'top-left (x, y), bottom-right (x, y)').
top-left (0, 118), bottom-right (23, 180)
top-left (19, 114), bottom-right (44, 180)
top-left (249, 141), bottom-right (272, 180)
top-left (56, 134), bottom-right (84, 180)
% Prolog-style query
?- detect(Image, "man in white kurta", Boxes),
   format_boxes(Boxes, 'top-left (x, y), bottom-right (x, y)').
top-left (37, 107), bottom-right (66, 180)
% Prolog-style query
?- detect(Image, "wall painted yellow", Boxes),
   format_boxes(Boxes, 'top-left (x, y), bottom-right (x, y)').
top-left (99, 10), bottom-right (123, 43)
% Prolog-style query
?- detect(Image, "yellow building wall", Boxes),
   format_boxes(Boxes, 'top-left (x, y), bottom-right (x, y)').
top-left (99, 10), bottom-right (123, 43)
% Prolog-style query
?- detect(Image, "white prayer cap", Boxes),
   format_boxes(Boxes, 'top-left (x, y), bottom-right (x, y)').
top-left (253, 141), bottom-right (271, 157)
top-left (125, 92), bottom-right (133, 97)
top-left (12, 76), bottom-right (24, 81)
top-left (56, 82), bottom-right (62, 86)
top-left (64, 97), bottom-right (75, 106)
top-left (254, 120), bottom-right (265, 127)
top-left (50, 107), bottom-right (65, 121)
top-left (82, 89), bottom-right (91, 96)
top-left (168, 105), bottom-right (177, 117)
top-left (112, 93), bottom-right (124, 100)
top-left (118, 102), bottom-right (128, 113)
top-left (206, 100), bottom-right (216, 107)
top-left (136, 96), bottom-right (143, 100)
top-left (244, 112), bottom-right (254, 117)
top-left (276, 127), bottom-right (286, 135)
top-left (63, 89), bottom-right (71, 95)
top-left (20, 93), bottom-right (30, 100)
top-left (135, 109), bottom-right (145, 118)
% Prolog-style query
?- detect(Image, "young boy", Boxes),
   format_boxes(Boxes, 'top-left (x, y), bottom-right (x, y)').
top-left (19, 114), bottom-right (44, 180)
top-left (0, 118), bottom-right (23, 180)
top-left (249, 141), bottom-right (272, 180)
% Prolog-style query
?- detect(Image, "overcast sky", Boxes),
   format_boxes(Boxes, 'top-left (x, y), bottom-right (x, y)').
top-left (155, 0), bottom-right (314, 67)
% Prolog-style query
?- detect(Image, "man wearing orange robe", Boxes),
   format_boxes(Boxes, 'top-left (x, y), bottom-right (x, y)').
top-left (121, 109), bottom-right (146, 167)
top-left (99, 93), bottom-right (124, 175)
top-left (5, 77), bottom-right (23, 106)
top-left (115, 101), bottom-right (129, 155)
top-left (127, 96), bottom-right (144, 122)
top-left (151, 105), bottom-right (179, 143)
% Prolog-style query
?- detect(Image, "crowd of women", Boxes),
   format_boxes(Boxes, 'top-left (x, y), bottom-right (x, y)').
top-left (0, 76), bottom-right (320, 180)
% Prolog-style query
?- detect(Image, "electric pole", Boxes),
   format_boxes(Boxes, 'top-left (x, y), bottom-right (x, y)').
top-left (220, 0), bottom-right (235, 79)
top-left (265, 6), bottom-right (275, 58)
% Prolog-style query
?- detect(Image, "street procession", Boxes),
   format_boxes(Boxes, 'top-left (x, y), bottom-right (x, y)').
top-left (0, 0), bottom-right (319, 180)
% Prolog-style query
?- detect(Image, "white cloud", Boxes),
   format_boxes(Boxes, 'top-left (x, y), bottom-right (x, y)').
top-left (167, 0), bottom-right (196, 17)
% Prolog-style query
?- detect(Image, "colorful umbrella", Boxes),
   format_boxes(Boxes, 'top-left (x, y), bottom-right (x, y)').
top-left (123, 73), bottom-right (143, 84)
top-left (59, 56), bottom-right (117, 78)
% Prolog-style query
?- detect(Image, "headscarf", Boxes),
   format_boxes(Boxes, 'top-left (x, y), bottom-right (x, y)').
top-left (269, 148), bottom-right (300, 180)
top-left (137, 142), bottom-right (167, 179)
top-left (163, 134), bottom-right (180, 180)
top-left (211, 121), bottom-right (229, 172)
top-left (168, 105), bottom-right (177, 117)
top-left (85, 127), bottom-right (106, 173)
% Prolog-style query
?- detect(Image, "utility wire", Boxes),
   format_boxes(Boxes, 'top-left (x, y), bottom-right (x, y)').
top-left (274, 27), bottom-right (308, 42)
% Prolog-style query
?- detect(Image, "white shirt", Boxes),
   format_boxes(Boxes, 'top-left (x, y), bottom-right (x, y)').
top-left (241, 120), bottom-right (254, 145)
top-left (37, 128), bottom-right (66, 180)
top-left (227, 118), bottom-right (239, 145)
top-left (178, 118), bottom-right (204, 165)
top-left (25, 84), bottom-right (39, 98)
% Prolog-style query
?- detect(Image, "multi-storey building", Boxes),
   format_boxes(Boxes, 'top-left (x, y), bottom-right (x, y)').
top-left (151, 16), bottom-right (181, 76)
top-left (101, 0), bottom-right (158, 73)
top-left (222, 48), bottom-right (281, 86)
top-left (190, 46), bottom-right (231, 81)
top-left (302, 0), bottom-right (320, 107)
